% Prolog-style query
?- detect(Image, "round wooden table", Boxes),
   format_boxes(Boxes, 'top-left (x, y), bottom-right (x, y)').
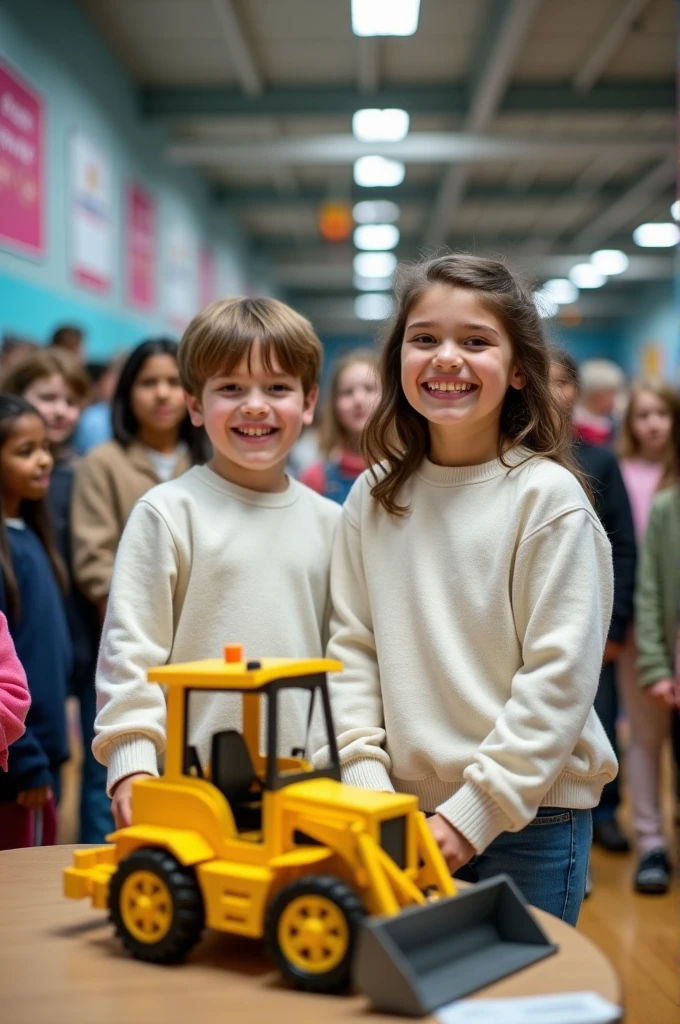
top-left (0, 846), bottom-right (622, 1023)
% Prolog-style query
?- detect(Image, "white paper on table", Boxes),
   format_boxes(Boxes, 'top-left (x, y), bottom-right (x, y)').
top-left (436, 991), bottom-right (623, 1024)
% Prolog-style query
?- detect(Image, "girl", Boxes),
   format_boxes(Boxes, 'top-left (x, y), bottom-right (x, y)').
top-left (1, 349), bottom-right (111, 843)
top-left (617, 382), bottom-right (677, 893)
top-left (301, 350), bottom-right (380, 503)
top-left (0, 395), bottom-right (72, 849)
top-left (72, 338), bottom-right (205, 621)
top-left (320, 254), bottom-right (616, 924)
top-left (0, 611), bottom-right (30, 772)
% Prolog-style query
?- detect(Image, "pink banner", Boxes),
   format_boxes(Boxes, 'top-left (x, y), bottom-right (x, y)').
top-left (0, 61), bottom-right (43, 257)
top-left (126, 182), bottom-right (156, 312)
top-left (198, 246), bottom-right (216, 309)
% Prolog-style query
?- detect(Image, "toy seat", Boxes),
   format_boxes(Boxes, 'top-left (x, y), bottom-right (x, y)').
top-left (211, 730), bottom-right (262, 832)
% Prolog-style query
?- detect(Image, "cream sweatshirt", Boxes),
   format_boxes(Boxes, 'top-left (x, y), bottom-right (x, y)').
top-left (319, 449), bottom-right (617, 854)
top-left (93, 465), bottom-right (341, 794)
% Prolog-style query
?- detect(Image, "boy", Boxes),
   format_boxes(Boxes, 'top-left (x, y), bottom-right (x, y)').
top-left (92, 298), bottom-right (341, 827)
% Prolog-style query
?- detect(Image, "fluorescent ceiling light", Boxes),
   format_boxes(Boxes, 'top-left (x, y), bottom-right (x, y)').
top-left (355, 293), bottom-right (394, 320)
top-left (671, 200), bottom-right (680, 222)
top-left (351, 0), bottom-right (420, 37)
top-left (354, 251), bottom-right (398, 277)
top-left (354, 223), bottom-right (400, 250)
top-left (632, 222), bottom-right (680, 248)
top-left (533, 289), bottom-right (559, 319)
top-left (569, 264), bottom-right (606, 289)
top-left (353, 108), bottom-right (410, 142)
top-left (354, 156), bottom-right (405, 188)
top-left (590, 250), bottom-right (629, 276)
top-left (543, 278), bottom-right (579, 305)
top-left (353, 200), bottom-right (401, 224)
top-left (354, 274), bottom-right (393, 291)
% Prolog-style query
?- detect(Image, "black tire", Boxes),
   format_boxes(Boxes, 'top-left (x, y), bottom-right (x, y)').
top-left (265, 876), bottom-right (365, 993)
top-left (109, 847), bottom-right (204, 964)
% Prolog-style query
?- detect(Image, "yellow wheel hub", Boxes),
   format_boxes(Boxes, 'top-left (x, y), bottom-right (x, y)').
top-left (278, 894), bottom-right (349, 974)
top-left (119, 870), bottom-right (173, 945)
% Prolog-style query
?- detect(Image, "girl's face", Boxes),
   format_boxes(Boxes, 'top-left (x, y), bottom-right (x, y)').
top-left (335, 360), bottom-right (380, 440)
top-left (130, 354), bottom-right (187, 439)
top-left (630, 389), bottom-right (672, 458)
top-left (401, 284), bottom-right (525, 460)
top-left (22, 372), bottom-right (81, 447)
top-left (0, 414), bottom-right (53, 506)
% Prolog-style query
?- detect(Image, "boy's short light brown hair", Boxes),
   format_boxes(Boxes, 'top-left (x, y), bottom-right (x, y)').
top-left (178, 297), bottom-right (323, 397)
top-left (0, 346), bottom-right (90, 401)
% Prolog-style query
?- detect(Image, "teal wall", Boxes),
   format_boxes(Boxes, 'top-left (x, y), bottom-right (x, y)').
top-left (618, 281), bottom-right (678, 381)
top-left (0, 0), bottom-right (270, 359)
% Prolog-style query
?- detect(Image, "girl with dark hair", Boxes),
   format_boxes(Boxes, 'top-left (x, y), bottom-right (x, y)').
top-left (320, 254), bottom-right (616, 924)
top-left (0, 395), bottom-right (72, 849)
top-left (71, 339), bottom-right (204, 621)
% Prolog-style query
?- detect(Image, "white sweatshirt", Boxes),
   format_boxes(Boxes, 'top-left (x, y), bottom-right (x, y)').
top-left (320, 449), bottom-right (617, 853)
top-left (93, 465), bottom-right (341, 794)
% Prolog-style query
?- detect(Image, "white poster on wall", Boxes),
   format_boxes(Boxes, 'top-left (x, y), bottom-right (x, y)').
top-left (70, 131), bottom-right (113, 292)
top-left (165, 219), bottom-right (196, 331)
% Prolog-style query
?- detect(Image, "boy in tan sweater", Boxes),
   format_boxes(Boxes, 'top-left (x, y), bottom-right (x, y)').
top-left (93, 298), bottom-right (341, 826)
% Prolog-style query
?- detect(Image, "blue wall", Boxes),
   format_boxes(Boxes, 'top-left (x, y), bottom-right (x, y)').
top-left (0, 0), bottom-right (269, 358)
top-left (618, 281), bottom-right (678, 380)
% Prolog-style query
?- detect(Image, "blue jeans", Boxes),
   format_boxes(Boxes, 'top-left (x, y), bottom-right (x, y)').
top-left (454, 807), bottom-right (592, 926)
top-left (77, 679), bottom-right (114, 843)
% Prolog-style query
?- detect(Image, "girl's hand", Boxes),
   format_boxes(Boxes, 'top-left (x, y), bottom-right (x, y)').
top-left (647, 679), bottom-right (678, 709)
top-left (111, 772), bottom-right (153, 828)
top-left (426, 813), bottom-right (476, 873)
top-left (16, 784), bottom-right (53, 810)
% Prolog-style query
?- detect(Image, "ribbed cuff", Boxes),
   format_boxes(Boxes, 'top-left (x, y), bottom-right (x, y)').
top-left (105, 735), bottom-right (159, 797)
top-left (436, 782), bottom-right (512, 853)
top-left (342, 757), bottom-right (395, 793)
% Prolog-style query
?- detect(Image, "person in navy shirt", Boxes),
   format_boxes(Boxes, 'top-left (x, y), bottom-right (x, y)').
top-left (0, 394), bottom-right (72, 849)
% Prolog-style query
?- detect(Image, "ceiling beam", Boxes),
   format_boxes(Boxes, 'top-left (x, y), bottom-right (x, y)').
top-left (424, 0), bottom-right (541, 246)
top-left (166, 132), bottom-right (671, 167)
top-left (211, 174), bottom-right (656, 207)
top-left (573, 0), bottom-right (651, 94)
top-left (210, 0), bottom-right (263, 96)
top-left (571, 156), bottom-right (676, 249)
top-left (139, 81), bottom-right (674, 118)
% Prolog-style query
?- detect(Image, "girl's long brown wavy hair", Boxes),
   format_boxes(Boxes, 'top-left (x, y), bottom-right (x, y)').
top-left (0, 394), bottom-right (68, 621)
top-left (363, 253), bottom-right (585, 515)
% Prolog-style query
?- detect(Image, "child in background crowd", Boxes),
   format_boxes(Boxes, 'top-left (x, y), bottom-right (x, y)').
top-left (618, 382), bottom-right (677, 893)
top-left (549, 350), bottom-right (636, 859)
top-left (72, 356), bottom-right (124, 455)
top-left (0, 611), bottom-right (30, 771)
top-left (573, 359), bottom-right (626, 446)
top-left (0, 395), bottom-right (72, 849)
top-left (319, 255), bottom-right (615, 925)
top-left (1, 349), bottom-right (111, 842)
top-left (92, 299), bottom-right (341, 829)
top-left (301, 349), bottom-right (380, 503)
top-left (71, 338), bottom-right (204, 623)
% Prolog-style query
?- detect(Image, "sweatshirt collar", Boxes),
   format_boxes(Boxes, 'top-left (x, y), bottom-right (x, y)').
top-left (416, 446), bottom-right (534, 487)
top-left (190, 463), bottom-right (303, 508)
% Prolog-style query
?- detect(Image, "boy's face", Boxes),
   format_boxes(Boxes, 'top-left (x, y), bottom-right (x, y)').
top-left (22, 372), bottom-right (81, 447)
top-left (186, 340), bottom-right (317, 491)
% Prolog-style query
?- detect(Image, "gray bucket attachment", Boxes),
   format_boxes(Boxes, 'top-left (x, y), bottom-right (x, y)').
top-left (353, 874), bottom-right (557, 1017)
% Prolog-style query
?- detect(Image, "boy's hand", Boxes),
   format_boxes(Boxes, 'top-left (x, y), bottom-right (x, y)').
top-left (647, 679), bottom-right (678, 709)
top-left (426, 813), bottom-right (476, 873)
top-left (17, 784), bottom-right (53, 810)
top-left (111, 772), bottom-right (153, 828)
top-left (603, 640), bottom-right (623, 664)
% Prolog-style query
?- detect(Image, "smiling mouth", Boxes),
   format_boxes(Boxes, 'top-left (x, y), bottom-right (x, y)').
top-left (421, 381), bottom-right (478, 397)
top-left (232, 426), bottom-right (278, 437)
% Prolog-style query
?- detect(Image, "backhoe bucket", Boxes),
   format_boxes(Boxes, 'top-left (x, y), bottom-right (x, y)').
top-left (353, 874), bottom-right (557, 1017)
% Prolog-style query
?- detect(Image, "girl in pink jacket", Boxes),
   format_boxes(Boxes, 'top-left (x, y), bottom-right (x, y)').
top-left (0, 611), bottom-right (30, 771)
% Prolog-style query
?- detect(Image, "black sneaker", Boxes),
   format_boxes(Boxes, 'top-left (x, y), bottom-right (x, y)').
top-left (593, 818), bottom-right (631, 854)
top-left (634, 849), bottom-right (670, 895)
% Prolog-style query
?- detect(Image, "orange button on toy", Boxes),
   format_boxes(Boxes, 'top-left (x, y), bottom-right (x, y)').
top-left (224, 643), bottom-right (242, 663)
